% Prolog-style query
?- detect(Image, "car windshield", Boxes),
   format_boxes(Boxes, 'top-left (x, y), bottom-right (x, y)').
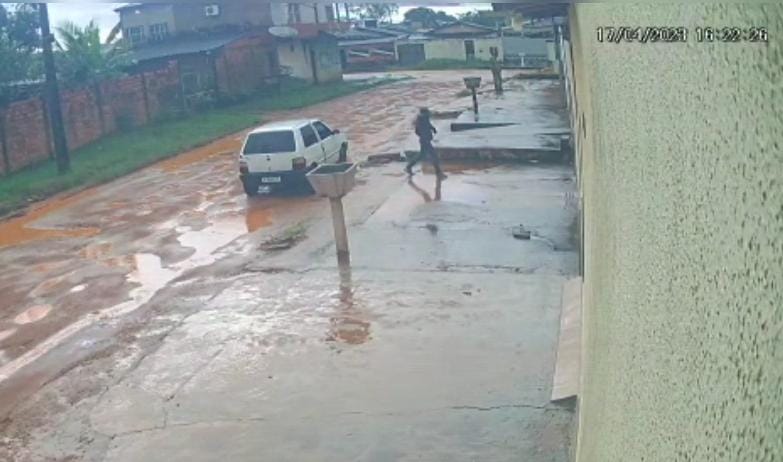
top-left (242, 131), bottom-right (296, 154)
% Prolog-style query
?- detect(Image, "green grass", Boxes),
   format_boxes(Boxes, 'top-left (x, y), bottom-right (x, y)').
top-left (0, 78), bottom-right (396, 216)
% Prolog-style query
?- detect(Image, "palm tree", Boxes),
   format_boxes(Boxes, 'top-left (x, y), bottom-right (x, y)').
top-left (55, 20), bottom-right (127, 85)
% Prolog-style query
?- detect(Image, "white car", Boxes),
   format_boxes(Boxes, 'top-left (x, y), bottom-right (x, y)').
top-left (238, 119), bottom-right (348, 195)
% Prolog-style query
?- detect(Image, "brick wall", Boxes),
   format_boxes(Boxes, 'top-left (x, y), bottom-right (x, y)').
top-left (216, 37), bottom-right (276, 97)
top-left (0, 62), bottom-right (181, 175)
top-left (0, 98), bottom-right (51, 174)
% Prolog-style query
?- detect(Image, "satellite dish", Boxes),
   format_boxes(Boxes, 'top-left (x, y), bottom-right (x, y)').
top-left (269, 26), bottom-right (299, 38)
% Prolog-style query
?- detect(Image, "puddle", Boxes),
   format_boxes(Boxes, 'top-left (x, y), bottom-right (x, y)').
top-left (14, 305), bottom-right (53, 325)
top-left (128, 254), bottom-right (178, 298)
top-left (245, 202), bottom-right (274, 233)
top-left (326, 265), bottom-right (371, 345)
top-left (0, 188), bottom-right (101, 248)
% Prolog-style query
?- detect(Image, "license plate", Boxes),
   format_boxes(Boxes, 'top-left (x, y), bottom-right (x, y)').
top-left (261, 176), bottom-right (282, 183)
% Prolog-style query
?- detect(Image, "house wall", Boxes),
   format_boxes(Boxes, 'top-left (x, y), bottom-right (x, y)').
top-left (215, 37), bottom-right (277, 96)
top-left (120, 2), bottom-right (273, 46)
top-left (119, 4), bottom-right (177, 45)
top-left (172, 2), bottom-right (273, 33)
top-left (423, 37), bottom-right (502, 61)
top-left (278, 40), bottom-right (313, 81)
top-left (270, 3), bottom-right (334, 26)
top-left (569, 3), bottom-right (783, 462)
top-left (277, 37), bottom-right (342, 83)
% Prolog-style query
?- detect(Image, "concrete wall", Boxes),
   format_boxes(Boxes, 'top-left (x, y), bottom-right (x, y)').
top-left (570, 4), bottom-right (782, 462)
top-left (423, 37), bottom-right (502, 61)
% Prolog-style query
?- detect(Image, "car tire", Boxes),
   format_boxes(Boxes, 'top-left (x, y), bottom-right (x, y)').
top-left (338, 144), bottom-right (348, 163)
top-left (242, 179), bottom-right (258, 196)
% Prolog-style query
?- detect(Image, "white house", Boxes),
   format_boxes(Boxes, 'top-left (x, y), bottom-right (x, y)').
top-left (396, 21), bottom-right (503, 66)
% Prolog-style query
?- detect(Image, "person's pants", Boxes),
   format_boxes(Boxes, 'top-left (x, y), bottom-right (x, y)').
top-left (407, 139), bottom-right (443, 176)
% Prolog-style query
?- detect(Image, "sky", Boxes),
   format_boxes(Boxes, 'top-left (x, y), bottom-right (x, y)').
top-left (48, 3), bottom-right (493, 40)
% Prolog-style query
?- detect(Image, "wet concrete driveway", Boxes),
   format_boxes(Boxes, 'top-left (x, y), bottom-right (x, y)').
top-left (0, 71), bottom-right (577, 461)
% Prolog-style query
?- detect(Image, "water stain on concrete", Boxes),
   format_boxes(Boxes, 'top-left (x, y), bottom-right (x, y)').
top-left (14, 305), bottom-right (52, 325)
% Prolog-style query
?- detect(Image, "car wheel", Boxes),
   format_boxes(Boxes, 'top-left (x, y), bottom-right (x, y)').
top-left (338, 144), bottom-right (348, 163)
top-left (242, 179), bottom-right (258, 196)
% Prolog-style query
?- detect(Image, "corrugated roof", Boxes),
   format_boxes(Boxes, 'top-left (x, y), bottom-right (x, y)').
top-left (128, 31), bottom-right (269, 62)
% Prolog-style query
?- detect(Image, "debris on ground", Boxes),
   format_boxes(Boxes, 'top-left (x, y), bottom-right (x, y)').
top-left (366, 152), bottom-right (405, 164)
top-left (512, 225), bottom-right (531, 240)
top-left (260, 223), bottom-right (308, 251)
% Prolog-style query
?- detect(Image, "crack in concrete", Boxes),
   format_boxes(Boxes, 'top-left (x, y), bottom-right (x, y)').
top-left (165, 346), bottom-right (225, 403)
top-left (106, 402), bottom-right (572, 439)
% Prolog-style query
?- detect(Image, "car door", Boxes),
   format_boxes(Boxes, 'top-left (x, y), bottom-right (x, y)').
top-left (313, 120), bottom-right (340, 161)
top-left (299, 123), bottom-right (325, 165)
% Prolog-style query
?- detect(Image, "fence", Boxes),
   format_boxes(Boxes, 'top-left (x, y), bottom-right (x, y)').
top-left (0, 62), bottom-right (182, 175)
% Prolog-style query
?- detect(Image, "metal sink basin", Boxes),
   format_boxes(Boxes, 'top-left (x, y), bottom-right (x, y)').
top-left (306, 163), bottom-right (358, 198)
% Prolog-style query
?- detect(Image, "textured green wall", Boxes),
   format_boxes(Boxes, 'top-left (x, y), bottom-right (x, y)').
top-left (572, 4), bottom-right (782, 462)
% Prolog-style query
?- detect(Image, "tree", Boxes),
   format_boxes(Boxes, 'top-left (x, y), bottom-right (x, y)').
top-left (55, 21), bottom-right (127, 86)
top-left (350, 4), bottom-right (398, 23)
top-left (459, 10), bottom-right (508, 29)
top-left (403, 7), bottom-right (455, 28)
top-left (0, 4), bottom-right (41, 90)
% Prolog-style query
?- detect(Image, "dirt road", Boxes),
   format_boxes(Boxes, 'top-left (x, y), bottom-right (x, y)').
top-left (0, 71), bottom-right (476, 376)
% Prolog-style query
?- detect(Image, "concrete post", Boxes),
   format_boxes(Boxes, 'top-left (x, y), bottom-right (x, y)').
top-left (329, 197), bottom-right (350, 264)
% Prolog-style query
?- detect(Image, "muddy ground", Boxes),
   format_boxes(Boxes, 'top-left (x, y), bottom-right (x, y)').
top-left (0, 70), bottom-right (577, 461)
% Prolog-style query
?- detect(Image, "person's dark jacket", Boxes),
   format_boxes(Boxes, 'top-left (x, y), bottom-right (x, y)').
top-left (415, 115), bottom-right (437, 142)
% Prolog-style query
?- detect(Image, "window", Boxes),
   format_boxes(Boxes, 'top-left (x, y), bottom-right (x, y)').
top-left (125, 26), bottom-right (145, 45)
top-left (300, 125), bottom-right (319, 147)
top-left (313, 121), bottom-right (332, 140)
top-left (324, 5), bottom-right (335, 22)
top-left (287, 3), bottom-right (301, 24)
top-left (149, 23), bottom-right (169, 42)
top-left (243, 131), bottom-right (296, 154)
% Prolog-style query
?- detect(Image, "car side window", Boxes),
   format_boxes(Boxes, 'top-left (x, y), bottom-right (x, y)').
top-left (300, 125), bottom-right (318, 148)
top-left (313, 121), bottom-right (332, 140)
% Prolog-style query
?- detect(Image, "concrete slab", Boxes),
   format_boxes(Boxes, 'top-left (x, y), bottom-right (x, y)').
top-left (551, 277), bottom-right (583, 401)
top-left (100, 270), bottom-right (571, 461)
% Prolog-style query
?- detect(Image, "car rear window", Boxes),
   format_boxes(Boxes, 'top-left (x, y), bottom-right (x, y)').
top-left (243, 131), bottom-right (296, 154)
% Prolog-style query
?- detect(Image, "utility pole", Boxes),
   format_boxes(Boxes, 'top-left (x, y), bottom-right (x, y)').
top-left (38, 3), bottom-right (70, 173)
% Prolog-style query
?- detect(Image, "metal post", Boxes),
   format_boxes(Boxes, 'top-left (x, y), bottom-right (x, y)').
top-left (329, 197), bottom-right (350, 264)
top-left (471, 88), bottom-right (479, 122)
top-left (39, 3), bottom-right (70, 173)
